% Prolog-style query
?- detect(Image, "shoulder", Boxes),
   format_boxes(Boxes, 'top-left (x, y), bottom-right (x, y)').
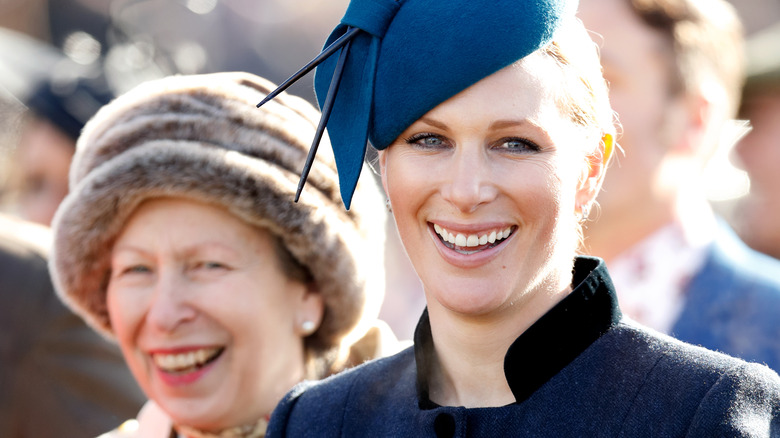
top-left (593, 321), bottom-right (780, 404)
top-left (268, 346), bottom-right (416, 437)
top-left (697, 221), bottom-right (780, 295)
top-left (601, 322), bottom-right (780, 436)
top-left (607, 320), bottom-right (772, 375)
top-left (0, 214), bottom-right (52, 298)
top-left (0, 213), bottom-right (51, 256)
top-left (678, 222), bottom-right (780, 370)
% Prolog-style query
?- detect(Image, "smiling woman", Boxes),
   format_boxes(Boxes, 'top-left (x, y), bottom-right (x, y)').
top-left (379, 56), bottom-right (601, 328)
top-left (47, 72), bottom-right (392, 438)
top-left (260, 0), bottom-right (780, 436)
top-left (106, 198), bottom-right (322, 431)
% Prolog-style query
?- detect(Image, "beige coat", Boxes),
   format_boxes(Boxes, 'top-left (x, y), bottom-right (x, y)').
top-left (98, 401), bottom-right (173, 438)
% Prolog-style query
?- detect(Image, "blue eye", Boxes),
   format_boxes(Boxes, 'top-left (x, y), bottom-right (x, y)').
top-left (405, 133), bottom-right (449, 150)
top-left (119, 265), bottom-right (151, 276)
top-left (197, 261), bottom-right (227, 270)
top-left (495, 137), bottom-right (540, 152)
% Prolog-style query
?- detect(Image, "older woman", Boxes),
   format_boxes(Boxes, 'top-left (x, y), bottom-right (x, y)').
top-left (261, 0), bottom-right (780, 436)
top-left (48, 72), bottom-right (392, 437)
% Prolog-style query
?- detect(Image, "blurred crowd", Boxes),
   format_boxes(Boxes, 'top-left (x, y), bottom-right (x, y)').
top-left (1, 0), bottom-right (779, 437)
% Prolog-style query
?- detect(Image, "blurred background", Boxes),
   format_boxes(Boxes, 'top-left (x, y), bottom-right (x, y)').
top-left (0, 0), bottom-right (778, 341)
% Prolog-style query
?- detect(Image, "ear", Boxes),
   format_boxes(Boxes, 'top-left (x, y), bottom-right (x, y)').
top-left (294, 283), bottom-right (325, 337)
top-left (377, 149), bottom-right (390, 195)
top-left (576, 133), bottom-right (614, 213)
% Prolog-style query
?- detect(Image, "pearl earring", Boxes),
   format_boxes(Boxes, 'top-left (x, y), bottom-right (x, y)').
top-left (385, 198), bottom-right (392, 213)
top-left (301, 320), bottom-right (316, 335)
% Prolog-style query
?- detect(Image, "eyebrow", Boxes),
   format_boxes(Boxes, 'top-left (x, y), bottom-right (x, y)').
top-left (489, 119), bottom-right (528, 130)
top-left (417, 117), bottom-right (449, 131)
top-left (112, 241), bottom-right (241, 259)
top-left (417, 117), bottom-right (532, 131)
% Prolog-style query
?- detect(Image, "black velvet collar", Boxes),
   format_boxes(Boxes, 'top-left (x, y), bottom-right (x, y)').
top-left (414, 256), bottom-right (622, 408)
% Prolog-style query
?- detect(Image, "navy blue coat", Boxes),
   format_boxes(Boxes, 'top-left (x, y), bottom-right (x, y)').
top-left (268, 258), bottom-right (780, 437)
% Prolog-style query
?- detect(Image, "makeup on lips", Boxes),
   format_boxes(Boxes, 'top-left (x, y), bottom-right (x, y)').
top-left (432, 223), bottom-right (516, 255)
top-left (150, 346), bottom-right (225, 386)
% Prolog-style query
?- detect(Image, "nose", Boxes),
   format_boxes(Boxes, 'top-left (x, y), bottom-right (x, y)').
top-left (145, 270), bottom-right (197, 333)
top-left (440, 145), bottom-right (498, 213)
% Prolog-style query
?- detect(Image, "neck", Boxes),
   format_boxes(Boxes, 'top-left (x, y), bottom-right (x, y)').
top-left (584, 186), bottom-right (714, 263)
top-left (425, 281), bottom-right (571, 407)
top-left (176, 416), bottom-right (269, 438)
top-left (584, 197), bottom-right (675, 263)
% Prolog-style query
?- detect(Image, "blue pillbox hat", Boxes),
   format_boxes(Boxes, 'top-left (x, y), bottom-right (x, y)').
top-left (260, 0), bottom-right (577, 208)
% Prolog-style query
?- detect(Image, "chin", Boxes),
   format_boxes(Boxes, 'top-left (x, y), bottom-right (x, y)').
top-left (426, 276), bottom-right (516, 317)
top-left (162, 398), bottom-right (229, 431)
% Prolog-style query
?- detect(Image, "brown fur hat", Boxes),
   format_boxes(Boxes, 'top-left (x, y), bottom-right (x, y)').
top-left (49, 72), bottom-right (386, 356)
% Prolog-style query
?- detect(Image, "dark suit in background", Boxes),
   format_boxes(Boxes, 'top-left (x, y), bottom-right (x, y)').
top-left (0, 213), bottom-right (145, 438)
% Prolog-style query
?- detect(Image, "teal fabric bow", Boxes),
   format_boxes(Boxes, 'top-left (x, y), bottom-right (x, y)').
top-left (313, 0), bottom-right (401, 209)
top-left (261, 0), bottom-right (576, 209)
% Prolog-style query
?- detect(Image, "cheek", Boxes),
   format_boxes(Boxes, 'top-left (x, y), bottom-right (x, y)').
top-left (382, 153), bottom-right (432, 214)
top-left (218, 277), bottom-right (297, 339)
top-left (106, 287), bottom-right (146, 365)
top-left (383, 150), bottom-right (425, 190)
top-left (106, 285), bottom-right (148, 349)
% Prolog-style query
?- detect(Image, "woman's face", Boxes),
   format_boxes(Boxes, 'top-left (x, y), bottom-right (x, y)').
top-left (16, 117), bottom-right (74, 226)
top-left (107, 198), bottom-right (322, 431)
top-left (380, 53), bottom-right (603, 318)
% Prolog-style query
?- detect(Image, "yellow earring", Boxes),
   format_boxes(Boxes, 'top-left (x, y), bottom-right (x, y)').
top-left (602, 133), bottom-right (614, 164)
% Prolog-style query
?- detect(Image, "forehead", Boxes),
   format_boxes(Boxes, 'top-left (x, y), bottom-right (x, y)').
top-left (117, 198), bottom-right (261, 246)
top-left (416, 52), bottom-right (573, 131)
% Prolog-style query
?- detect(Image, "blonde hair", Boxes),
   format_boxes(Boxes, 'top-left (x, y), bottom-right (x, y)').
top-left (541, 16), bottom-right (618, 156)
top-left (536, 18), bottom-right (618, 250)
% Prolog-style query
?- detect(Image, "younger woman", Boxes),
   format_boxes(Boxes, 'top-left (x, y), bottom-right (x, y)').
top-left (263, 0), bottom-right (780, 436)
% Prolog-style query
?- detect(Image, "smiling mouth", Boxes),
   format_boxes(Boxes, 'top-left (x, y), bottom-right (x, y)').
top-left (152, 347), bottom-right (224, 374)
top-left (433, 223), bottom-right (516, 255)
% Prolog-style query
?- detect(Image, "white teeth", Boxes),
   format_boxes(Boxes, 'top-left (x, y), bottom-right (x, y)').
top-left (153, 347), bottom-right (221, 372)
top-left (433, 224), bottom-right (514, 250)
top-left (447, 232), bottom-right (456, 244)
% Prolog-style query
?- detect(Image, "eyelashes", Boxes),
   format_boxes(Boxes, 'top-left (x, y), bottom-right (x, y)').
top-left (496, 137), bottom-right (542, 152)
top-left (404, 132), bottom-right (447, 149)
top-left (404, 132), bottom-right (542, 153)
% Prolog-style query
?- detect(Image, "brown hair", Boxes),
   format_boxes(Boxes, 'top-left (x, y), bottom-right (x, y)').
top-left (628, 0), bottom-right (744, 116)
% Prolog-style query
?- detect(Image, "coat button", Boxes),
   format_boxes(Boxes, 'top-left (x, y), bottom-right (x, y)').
top-left (434, 413), bottom-right (456, 438)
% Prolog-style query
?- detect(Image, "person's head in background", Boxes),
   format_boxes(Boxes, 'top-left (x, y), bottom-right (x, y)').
top-left (9, 73), bottom-right (112, 226)
top-left (734, 24), bottom-right (780, 260)
top-left (578, 0), bottom-right (744, 261)
top-left (49, 72), bottom-right (389, 436)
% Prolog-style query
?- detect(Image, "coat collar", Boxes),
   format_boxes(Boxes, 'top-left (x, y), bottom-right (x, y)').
top-left (414, 256), bottom-right (622, 407)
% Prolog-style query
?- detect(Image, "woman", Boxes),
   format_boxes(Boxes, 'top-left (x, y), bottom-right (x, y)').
top-left (48, 72), bottom-right (392, 437)
top-left (262, 0), bottom-right (780, 436)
